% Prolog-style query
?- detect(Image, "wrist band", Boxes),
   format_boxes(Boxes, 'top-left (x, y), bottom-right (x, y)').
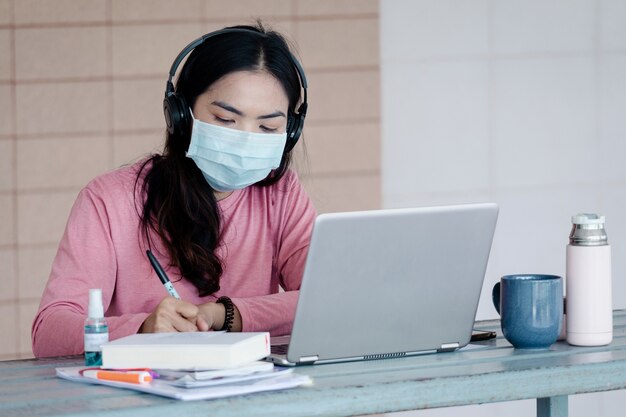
top-left (216, 296), bottom-right (234, 332)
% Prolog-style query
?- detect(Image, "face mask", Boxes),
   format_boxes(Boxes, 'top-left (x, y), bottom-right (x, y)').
top-left (186, 112), bottom-right (287, 192)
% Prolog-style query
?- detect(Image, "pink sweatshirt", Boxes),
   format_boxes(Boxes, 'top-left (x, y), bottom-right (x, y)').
top-left (32, 161), bottom-right (316, 358)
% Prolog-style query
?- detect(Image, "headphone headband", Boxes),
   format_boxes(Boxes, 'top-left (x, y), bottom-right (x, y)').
top-left (163, 28), bottom-right (307, 151)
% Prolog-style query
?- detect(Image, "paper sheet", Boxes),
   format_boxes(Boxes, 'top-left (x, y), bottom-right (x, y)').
top-left (160, 368), bottom-right (294, 388)
top-left (157, 360), bottom-right (274, 380)
top-left (56, 366), bottom-right (311, 401)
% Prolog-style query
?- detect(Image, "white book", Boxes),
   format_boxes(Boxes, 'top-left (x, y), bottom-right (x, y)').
top-left (101, 331), bottom-right (270, 370)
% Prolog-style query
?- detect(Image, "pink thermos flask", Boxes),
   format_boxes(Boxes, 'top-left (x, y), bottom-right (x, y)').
top-left (566, 213), bottom-right (613, 346)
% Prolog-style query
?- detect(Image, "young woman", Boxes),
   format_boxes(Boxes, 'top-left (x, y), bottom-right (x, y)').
top-left (32, 24), bottom-right (315, 357)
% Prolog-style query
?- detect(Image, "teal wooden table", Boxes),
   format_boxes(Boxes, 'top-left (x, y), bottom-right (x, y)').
top-left (2, 310), bottom-right (626, 417)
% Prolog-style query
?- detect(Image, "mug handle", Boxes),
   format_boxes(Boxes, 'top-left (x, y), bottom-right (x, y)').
top-left (492, 282), bottom-right (501, 315)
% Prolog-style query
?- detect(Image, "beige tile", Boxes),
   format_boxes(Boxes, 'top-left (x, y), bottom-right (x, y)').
top-left (0, 29), bottom-right (11, 81)
top-left (113, 78), bottom-right (164, 131)
top-left (297, 0), bottom-right (379, 16)
top-left (0, 249), bottom-right (17, 301)
top-left (16, 27), bottom-right (107, 81)
top-left (112, 23), bottom-right (203, 77)
top-left (293, 122), bottom-right (380, 175)
top-left (0, 0), bottom-right (11, 25)
top-left (112, 0), bottom-right (202, 22)
top-left (0, 303), bottom-right (18, 357)
top-left (16, 81), bottom-right (109, 135)
top-left (203, 0), bottom-right (292, 20)
top-left (0, 139), bottom-right (14, 191)
top-left (18, 300), bottom-right (39, 358)
top-left (296, 18), bottom-right (379, 69)
top-left (14, 0), bottom-right (107, 25)
top-left (17, 136), bottom-right (110, 190)
top-left (201, 20), bottom-right (244, 37)
top-left (18, 245), bottom-right (56, 300)
top-left (113, 131), bottom-right (165, 167)
top-left (0, 84), bottom-right (14, 135)
top-left (17, 190), bottom-right (78, 245)
top-left (306, 69), bottom-right (380, 121)
top-left (302, 173), bottom-right (381, 214)
top-left (0, 194), bottom-right (15, 246)
top-left (202, 20), bottom-right (297, 48)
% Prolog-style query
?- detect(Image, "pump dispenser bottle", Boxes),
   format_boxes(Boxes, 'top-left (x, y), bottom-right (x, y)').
top-left (84, 289), bottom-right (109, 365)
top-left (566, 214), bottom-right (612, 346)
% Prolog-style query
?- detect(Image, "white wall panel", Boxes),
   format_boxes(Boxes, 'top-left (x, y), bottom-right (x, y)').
top-left (381, 0), bottom-right (626, 415)
top-left (492, 0), bottom-right (595, 54)
top-left (383, 61), bottom-right (489, 199)
top-left (492, 57), bottom-right (596, 188)
top-left (380, 0), bottom-right (488, 62)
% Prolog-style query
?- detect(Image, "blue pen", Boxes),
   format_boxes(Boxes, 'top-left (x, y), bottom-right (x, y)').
top-left (146, 250), bottom-right (181, 299)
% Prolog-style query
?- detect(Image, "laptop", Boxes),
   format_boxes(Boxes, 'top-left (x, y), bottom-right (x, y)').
top-left (268, 202), bottom-right (499, 366)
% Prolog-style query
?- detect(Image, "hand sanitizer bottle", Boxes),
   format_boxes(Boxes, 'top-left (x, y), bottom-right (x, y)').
top-left (566, 214), bottom-right (612, 346)
top-left (84, 289), bottom-right (109, 366)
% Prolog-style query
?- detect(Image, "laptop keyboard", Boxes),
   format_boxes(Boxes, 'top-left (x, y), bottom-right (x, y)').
top-left (271, 344), bottom-right (289, 355)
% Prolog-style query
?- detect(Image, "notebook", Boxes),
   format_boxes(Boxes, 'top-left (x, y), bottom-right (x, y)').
top-left (268, 202), bottom-right (499, 366)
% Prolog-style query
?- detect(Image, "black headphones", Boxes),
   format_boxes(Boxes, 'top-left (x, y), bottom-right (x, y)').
top-left (163, 28), bottom-right (308, 152)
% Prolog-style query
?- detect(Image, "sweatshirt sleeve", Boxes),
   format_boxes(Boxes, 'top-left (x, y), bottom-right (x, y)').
top-left (31, 185), bottom-right (149, 358)
top-left (230, 172), bottom-right (316, 336)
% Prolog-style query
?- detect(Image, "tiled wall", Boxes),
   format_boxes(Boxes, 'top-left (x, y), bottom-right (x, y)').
top-left (0, 0), bottom-right (380, 360)
top-left (381, 0), bottom-right (625, 416)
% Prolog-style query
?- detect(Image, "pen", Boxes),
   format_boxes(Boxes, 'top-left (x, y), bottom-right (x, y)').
top-left (146, 250), bottom-right (181, 299)
top-left (81, 369), bottom-right (153, 384)
top-left (113, 368), bottom-right (160, 379)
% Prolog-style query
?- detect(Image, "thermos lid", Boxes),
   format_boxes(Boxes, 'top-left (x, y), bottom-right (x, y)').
top-left (572, 213), bottom-right (605, 225)
top-left (570, 213), bottom-right (608, 246)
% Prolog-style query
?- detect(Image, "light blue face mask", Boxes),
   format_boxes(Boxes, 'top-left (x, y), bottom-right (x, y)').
top-left (186, 112), bottom-right (287, 192)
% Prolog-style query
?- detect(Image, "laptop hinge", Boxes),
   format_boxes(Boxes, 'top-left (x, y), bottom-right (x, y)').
top-left (438, 342), bottom-right (460, 352)
top-left (298, 355), bottom-right (319, 364)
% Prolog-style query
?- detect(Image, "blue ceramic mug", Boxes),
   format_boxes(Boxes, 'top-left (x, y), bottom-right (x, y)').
top-left (492, 274), bottom-right (563, 349)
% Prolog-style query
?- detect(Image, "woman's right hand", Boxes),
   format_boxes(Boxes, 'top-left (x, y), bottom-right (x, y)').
top-left (139, 297), bottom-right (210, 333)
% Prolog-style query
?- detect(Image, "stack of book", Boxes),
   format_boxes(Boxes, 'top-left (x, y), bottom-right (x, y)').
top-left (56, 332), bottom-right (310, 401)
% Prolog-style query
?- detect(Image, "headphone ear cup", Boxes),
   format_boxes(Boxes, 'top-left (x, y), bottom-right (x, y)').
top-left (285, 108), bottom-right (305, 152)
top-left (284, 115), bottom-right (298, 152)
top-left (163, 93), bottom-right (190, 136)
top-left (286, 115), bottom-right (295, 142)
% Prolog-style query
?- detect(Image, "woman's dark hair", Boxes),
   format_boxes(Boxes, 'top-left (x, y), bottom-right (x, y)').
top-left (135, 23), bottom-right (303, 296)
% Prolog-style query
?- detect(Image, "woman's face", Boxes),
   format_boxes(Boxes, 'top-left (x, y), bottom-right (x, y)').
top-left (192, 70), bottom-right (290, 134)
